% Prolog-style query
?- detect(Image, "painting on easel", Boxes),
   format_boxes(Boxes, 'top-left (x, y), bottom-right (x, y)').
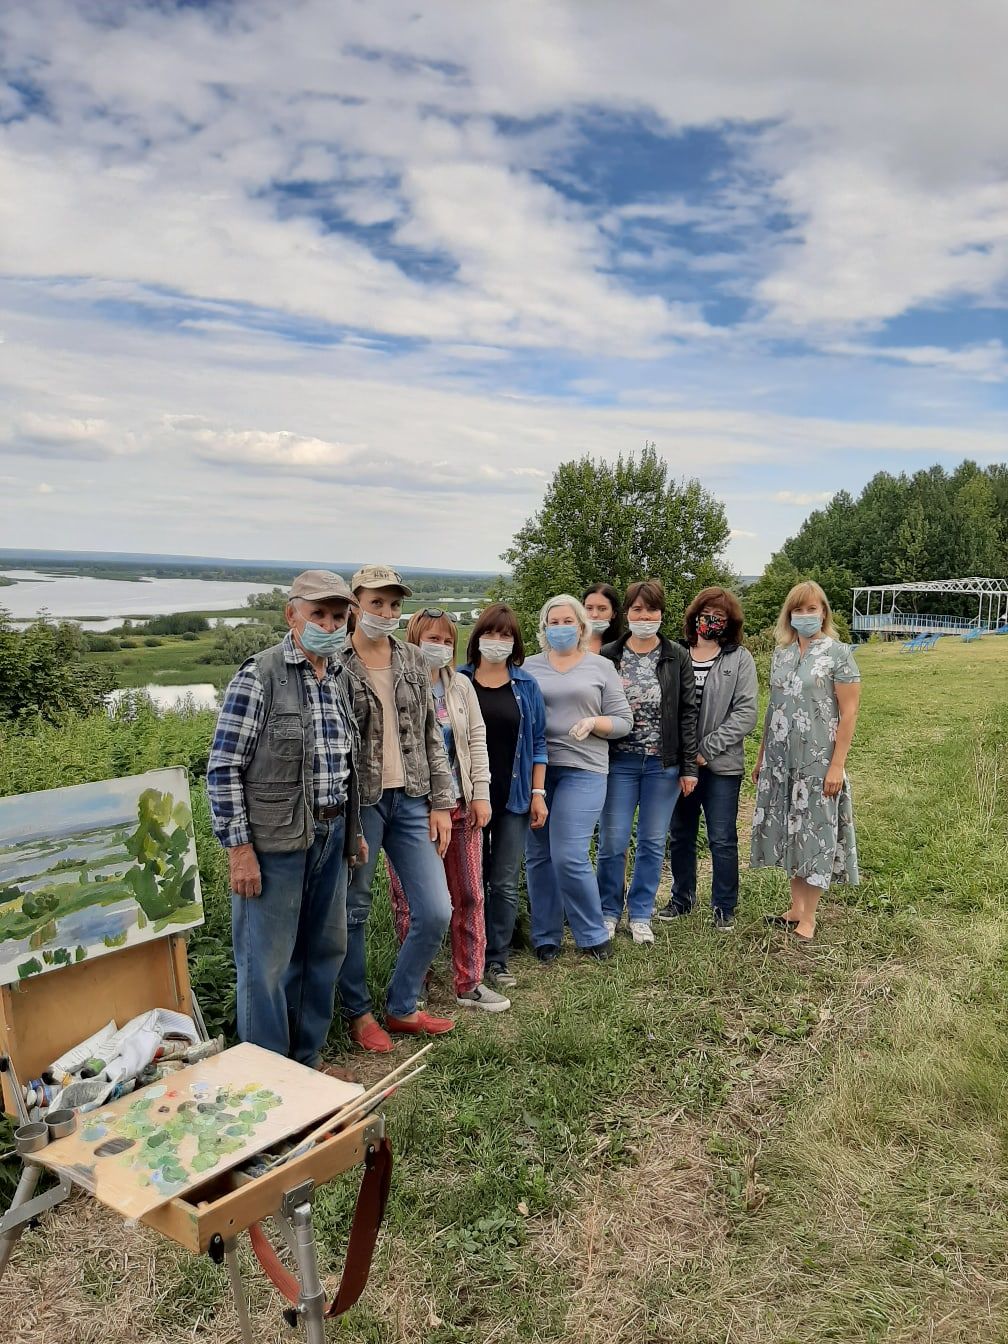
top-left (0, 767), bottom-right (204, 985)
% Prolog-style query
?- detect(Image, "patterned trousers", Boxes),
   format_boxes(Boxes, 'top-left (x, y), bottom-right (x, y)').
top-left (386, 802), bottom-right (487, 997)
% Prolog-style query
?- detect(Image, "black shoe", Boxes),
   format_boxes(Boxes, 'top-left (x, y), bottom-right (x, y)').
top-left (535, 943), bottom-right (560, 964)
top-left (581, 939), bottom-right (613, 962)
top-left (656, 901), bottom-right (692, 923)
top-left (713, 911), bottom-right (735, 931)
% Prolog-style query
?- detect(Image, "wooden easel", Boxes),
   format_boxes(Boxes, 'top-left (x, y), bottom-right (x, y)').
top-left (0, 934), bottom-right (388, 1343)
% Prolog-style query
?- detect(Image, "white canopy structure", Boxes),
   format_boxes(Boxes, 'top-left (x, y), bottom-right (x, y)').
top-left (852, 577), bottom-right (1008, 636)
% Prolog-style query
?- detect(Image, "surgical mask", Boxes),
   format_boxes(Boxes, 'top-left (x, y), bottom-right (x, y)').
top-left (419, 641), bottom-right (454, 668)
top-left (479, 638), bottom-right (513, 663)
top-left (628, 620), bottom-right (661, 639)
top-left (790, 613), bottom-right (823, 637)
top-left (697, 614), bottom-right (727, 640)
top-left (545, 625), bottom-right (579, 652)
top-left (358, 611), bottom-right (400, 640)
top-left (589, 619), bottom-right (610, 635)
top-left (298, 620), bottom-right (347, 657)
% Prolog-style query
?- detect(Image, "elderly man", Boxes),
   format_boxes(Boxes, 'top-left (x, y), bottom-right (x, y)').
top-left (207, 570), bottom-right (364, 1068)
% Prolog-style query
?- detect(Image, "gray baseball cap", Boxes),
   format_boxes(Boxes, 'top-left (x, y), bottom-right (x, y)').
top-left (351, 563), bottom-right (412, 597)
top-left (288, 570), bottom-right (357, 604)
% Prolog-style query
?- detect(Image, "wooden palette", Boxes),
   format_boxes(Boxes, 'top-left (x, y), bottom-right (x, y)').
top-left (37, 1043), bottom-right (362, 1220)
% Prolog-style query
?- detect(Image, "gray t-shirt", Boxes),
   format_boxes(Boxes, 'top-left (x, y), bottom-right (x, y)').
top-left (525, 651), bottom-right (632, 774)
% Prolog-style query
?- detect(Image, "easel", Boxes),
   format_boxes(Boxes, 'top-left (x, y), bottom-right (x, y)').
top-left (0, 934), bottom-right (390, 1343)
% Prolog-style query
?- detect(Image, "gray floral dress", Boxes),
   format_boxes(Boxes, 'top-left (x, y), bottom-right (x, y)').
top-left (749, 636), bottom-right (860, 889)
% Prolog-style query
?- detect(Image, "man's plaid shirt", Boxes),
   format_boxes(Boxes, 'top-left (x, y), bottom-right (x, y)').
top-left (207, 632), bottom-right (352, 848)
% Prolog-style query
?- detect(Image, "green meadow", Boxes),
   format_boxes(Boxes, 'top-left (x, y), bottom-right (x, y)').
top-left (1, 637), bottom-right (1007, 1343)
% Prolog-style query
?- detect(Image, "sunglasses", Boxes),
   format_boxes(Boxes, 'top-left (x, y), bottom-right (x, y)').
top-left (417, 608), bottom-right (457, 621)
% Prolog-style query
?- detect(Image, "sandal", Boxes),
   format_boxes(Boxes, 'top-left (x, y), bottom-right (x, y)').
top-left (763, 913), bottom-right (800, 928)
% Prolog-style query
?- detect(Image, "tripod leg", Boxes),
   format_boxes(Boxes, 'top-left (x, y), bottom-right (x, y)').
top-left (223, 1238), bottom-right (257, 1344)
top-left (0, 1164), bottom-right (42, 1282)
top-left (288, 1200), bottom-right (327, 1344)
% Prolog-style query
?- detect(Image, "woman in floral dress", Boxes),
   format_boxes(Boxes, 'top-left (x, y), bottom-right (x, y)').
top-left (750, 581), bottom-right (861, 942)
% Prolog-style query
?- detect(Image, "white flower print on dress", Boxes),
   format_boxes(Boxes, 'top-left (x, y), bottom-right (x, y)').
top-left (771, 708), bottom-right (788, 742)
top-left (787, 810), bottom-right (804, 836)
top-left (791, 779), bottom-right (810, 811)
top-left (752, 807), bottom-right (765, 827)
top-left (793, 708), bottom-right (812, 733)
top-left (784, 674), bottom-right (803, 698)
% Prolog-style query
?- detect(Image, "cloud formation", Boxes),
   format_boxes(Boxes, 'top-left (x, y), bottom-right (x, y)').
top-left (1, 1), bottom-right (1005, 572)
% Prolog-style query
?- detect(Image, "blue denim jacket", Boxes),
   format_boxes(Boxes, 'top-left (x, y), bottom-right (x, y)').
top-left (458, 663), bottom-right (548, 814)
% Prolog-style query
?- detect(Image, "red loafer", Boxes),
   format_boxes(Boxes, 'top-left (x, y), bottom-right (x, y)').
top-left (350, 1019), bottom-right (395, 1053)
top-left (385, 1010), bottom-right (455, 1036)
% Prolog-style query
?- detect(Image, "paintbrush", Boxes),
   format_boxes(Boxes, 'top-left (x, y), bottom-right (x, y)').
top-left (264, 1062), bottom-right (428, 1171)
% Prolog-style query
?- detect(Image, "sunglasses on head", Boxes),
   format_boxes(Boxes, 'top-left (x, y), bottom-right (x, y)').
top-left (418, 608), bottom-right (452, 620)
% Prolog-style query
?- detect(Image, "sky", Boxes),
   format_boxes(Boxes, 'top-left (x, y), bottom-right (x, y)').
top-left (1, 1), bottom-right (1006, 576)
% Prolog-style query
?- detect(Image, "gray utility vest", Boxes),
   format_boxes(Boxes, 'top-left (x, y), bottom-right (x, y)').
top-left (242, 642), bottom-right (359, 854)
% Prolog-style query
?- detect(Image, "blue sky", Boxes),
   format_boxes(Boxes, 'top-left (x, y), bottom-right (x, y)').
top-left (0, 1), bottom-right (1006, 573)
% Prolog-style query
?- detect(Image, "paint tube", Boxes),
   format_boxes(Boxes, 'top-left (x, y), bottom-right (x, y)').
top-left (48, 1020), bottom-right (118, 1077)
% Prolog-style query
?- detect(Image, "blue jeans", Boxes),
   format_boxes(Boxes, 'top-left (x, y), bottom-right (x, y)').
top-left (482, 807), bottom-right (528, 971)
top-left (231, 817), bottom-right (347, 1066)
top-left (338, 789), bottom-right (452, 1020)
top-left (525, 766), bottom-right (609, 950)
top-left (597, 753), bottom-right (682, 921)
top-left (667, 770), bottom-right (743, 916)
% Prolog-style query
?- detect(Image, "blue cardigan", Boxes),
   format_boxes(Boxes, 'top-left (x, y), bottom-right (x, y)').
top-left (458, 663), bottom-right (548, 814)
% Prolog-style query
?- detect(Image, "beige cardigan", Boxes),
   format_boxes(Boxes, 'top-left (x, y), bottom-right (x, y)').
top-left (435, 667), bottom-right (491, 805)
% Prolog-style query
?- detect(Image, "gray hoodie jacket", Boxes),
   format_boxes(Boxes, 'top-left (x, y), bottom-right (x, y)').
top-left (691, 643), bottom-right (759, 775)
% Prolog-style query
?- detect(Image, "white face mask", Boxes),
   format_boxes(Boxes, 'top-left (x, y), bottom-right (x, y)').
top-left (419, 640), bottom-right (454, 668)
top-left (629, 620), bottom-right (661, 639)
top-left (479, 638), bottom-right (513, 663)
top-left (589, 619), bottom-right (610, 635)
top-left (358, 611), bottom-right (400, 639)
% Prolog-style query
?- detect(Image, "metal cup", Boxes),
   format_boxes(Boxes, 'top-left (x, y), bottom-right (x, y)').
top-left (46, 1109), bottom-right (77, 1140)
top-left (14, 1121), bottom-right (50, 1156)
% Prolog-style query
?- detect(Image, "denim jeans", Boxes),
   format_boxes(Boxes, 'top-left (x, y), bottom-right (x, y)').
top-left (667, 770), bottom-right (743, 916)
top-left (597, 752), bottom-right (682, 921)
top-left (231, 817), bottom-right (347, 1067)
top-left (338, 789), bottom-right (452, 1020)
top-left (482, 807), bottom-right (529, 971)
top-left (525, 765), bottom-right (609, 950)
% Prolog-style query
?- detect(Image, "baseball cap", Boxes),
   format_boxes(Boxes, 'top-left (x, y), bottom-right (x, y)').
top-left (351, 564), bottom-right (413, 597)
top-left (288, 570), bottom-right (358, 604)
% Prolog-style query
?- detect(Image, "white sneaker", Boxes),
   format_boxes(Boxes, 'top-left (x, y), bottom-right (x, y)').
top-left (603, 916), bottom-right (618, 938)
top-left (456, 983), bottom-right (511, 1013)
top-left (630, 920), bottom-right (655, 944)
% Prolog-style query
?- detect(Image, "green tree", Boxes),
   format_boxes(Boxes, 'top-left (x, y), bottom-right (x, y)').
top-left (0, 611), bottom-right (117, 724)
top-left (893, 499), bottom-right (930, 582)
top-left (742, 556), bottom-right (854, 639)
top-left (498, 443), bottom-right (732, 635)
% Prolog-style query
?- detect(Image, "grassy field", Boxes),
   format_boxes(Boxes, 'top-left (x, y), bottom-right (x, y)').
top-left (2, 637), bottom-right (1008, 1343)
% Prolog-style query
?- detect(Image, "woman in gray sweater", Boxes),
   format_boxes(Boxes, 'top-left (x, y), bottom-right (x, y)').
top-left (524, 594), bottom-right (632, 962)
top-left (659, 586), bottom-right (758, 930)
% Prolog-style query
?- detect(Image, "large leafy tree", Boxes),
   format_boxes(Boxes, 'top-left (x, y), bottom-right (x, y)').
top-left (0, 611), bottom-right (117, 724)
top-left (498, 443), bottom-right (732, 634)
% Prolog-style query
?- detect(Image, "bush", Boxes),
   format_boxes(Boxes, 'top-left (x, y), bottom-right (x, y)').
top-left (0, 611), bottom-right (116, 724)
top-left (181, 631), bottom-right (200, 642)
top-left (85, 635), bottom-right (119, 653)
top-left (143, 636), bottom-right (163, 647)
top-left (120, 638), bottom-right (139, 649)
top-left (200, 623), bottom-right (277, 666)
top-left (143, 612), bottom-right (210, 635)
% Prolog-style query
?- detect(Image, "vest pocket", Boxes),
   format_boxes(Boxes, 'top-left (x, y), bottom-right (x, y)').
top-left (268, 714), bottom-right (304, 760)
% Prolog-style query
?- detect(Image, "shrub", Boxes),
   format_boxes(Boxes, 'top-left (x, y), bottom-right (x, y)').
top-left (143, 636), bottom-right (163, 647)
top-left (181, 631), bottom-right (200, 642)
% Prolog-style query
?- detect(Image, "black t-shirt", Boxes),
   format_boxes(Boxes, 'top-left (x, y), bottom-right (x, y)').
top-left (473, 678), bottom-right (521, 813)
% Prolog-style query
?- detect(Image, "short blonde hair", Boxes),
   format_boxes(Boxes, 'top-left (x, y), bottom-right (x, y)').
top-left (538, 594), bottom-right (590, 652)
top-left (775, 580), bottom-right (839, 647)
top-left (405, 609), bottom-right (457, 657)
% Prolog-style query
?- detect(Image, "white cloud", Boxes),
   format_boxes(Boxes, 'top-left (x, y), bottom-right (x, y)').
top-left (774, 490), bottom-right (835, 507)
top-left (36, 482), bottom-right (54, 494)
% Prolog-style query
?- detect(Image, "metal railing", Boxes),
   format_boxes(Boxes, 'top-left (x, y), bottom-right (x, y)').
top-left (852, 612), bottom-right (980, 632)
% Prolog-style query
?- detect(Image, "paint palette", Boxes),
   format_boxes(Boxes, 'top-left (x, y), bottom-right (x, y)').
top-left (37, 1043), bottom-right (362, 1220)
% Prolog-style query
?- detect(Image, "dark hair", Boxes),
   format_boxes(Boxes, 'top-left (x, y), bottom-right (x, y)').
top-left (466, 603), bottom-right (525, 667)
top-left (582, 582), bottom-right (625, 643)
top-left (624, 579), bottom-right (666, 614)
top-left (683, 586), bottom-right (744, 647)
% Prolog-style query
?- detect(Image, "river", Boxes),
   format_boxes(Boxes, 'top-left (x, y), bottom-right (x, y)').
top-left (1, 569), bottom-right (277, 626)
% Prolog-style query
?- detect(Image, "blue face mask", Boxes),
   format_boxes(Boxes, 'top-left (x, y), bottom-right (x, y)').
top-left (790, 613), bottom-right (823, 638)
top-left (545, 624), bottom-right (579, 652)
top-left (298, 620), bottom-right (347, 657)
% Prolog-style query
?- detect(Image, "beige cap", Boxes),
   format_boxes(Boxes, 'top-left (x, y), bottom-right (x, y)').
top-left (351, 563), bottom-right (412, 597)
top-left (288, 570), bottom-right (357, 604)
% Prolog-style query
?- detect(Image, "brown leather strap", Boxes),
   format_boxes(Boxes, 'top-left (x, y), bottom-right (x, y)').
top-left (325, 1137), bottom-right (393, 1317)
top-left (248, 1138), bottom-right (393, 1320)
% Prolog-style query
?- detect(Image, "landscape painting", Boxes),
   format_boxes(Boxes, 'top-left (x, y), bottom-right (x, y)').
top-left (0, 767), bottom-right (204, 985)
